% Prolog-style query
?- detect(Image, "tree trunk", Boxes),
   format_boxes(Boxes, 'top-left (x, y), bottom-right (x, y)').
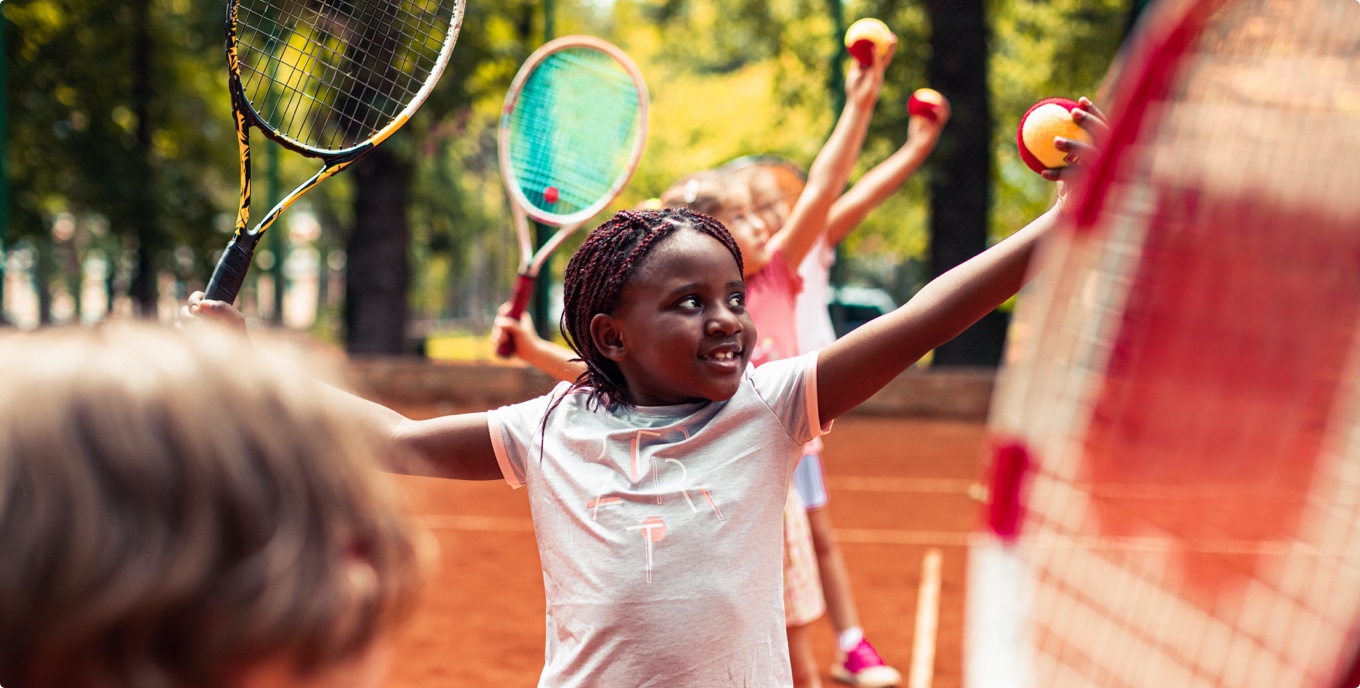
top-left (924, 0), bottom-right (1003, 366)
top-left (129, 0), bottom-right (158, 317)
top-left (345, 147), bottom-right (411, 355)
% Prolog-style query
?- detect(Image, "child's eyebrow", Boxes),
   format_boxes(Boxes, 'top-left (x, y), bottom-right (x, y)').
top-left (661, 279), bottom-right (745, 297)
top-left (662, 281), bottom-right (706, 296)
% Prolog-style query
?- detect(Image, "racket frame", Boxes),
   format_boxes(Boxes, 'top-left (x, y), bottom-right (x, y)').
top-left (494, 35), bottom-right (649, 357)
top-left (970, 1), bottom-right (1360, 686)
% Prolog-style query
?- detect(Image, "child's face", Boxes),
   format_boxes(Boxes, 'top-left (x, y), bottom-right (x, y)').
top-left (747, 170), bottom-right (790, 234)
top-left (602, 229), bottom-right (755, 406)
top-left (712, 185), bottom-right (770, 274)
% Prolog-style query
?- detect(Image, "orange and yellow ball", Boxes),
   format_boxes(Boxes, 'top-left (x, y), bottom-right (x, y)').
top-left (907, 88), bottom-right (946, 121)
top-left (844, 18), bottom-right (894, 67)
top-left (1017, 98), bottom-right (1093, 176)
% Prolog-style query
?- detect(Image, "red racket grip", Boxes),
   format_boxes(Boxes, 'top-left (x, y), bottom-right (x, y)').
top-left (987, 438), bottom-right (1031, 543)
top-left (495, 272), bottom-right (537, 358)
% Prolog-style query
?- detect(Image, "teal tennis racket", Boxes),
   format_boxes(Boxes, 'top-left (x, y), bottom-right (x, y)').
top-left (495, 35), bottom-right (649, 358)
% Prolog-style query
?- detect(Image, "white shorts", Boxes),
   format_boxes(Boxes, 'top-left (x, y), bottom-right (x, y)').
top-left (782, 489), bottom-right (825, 625)
top-left (792, 453), bottom-right (828, 510)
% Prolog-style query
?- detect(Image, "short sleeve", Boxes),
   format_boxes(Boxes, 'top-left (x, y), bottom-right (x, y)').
top-left (485, 384), bottom-right (569, 488)
top-left (747, 353), bottom-right (832, 446)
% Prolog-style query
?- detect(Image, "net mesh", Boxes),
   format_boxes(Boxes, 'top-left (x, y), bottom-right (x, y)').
top-left (504, 46), bottom-right (643, 220)
top-left (972, 0), bottom-right (1360, 686)
top-left (235, 0), bottom-right (460, 152)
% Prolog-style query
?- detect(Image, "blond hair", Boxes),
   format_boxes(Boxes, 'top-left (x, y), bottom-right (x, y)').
top-left (657, 170), bottom-right (735, 218)
top-left (0, 322), bottom-right (424, 688)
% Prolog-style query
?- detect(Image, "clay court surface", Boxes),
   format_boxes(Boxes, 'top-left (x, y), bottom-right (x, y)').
top-left (383, 412), bottom-right (988, 688)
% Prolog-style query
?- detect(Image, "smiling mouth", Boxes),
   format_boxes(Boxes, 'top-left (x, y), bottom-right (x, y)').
top-left (701, 345), bottom-right (745, 366)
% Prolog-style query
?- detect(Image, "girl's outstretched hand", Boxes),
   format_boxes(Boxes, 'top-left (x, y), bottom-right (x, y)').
top-left (1043, 97), bottom-right (1110, 184)
top-left (179, 291), bottom-right (248, 334)
top-left (490, 302), bottom-right (544, 357)
top-left (844, 36), bottom-right (896, 110)
top-left (906, 92), bottom-right (951, 148)
top-left (1046, 98), bottom-right (1111, 220)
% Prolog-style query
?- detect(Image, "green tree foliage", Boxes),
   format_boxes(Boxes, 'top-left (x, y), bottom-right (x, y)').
top-left (5, 0), bottom-right (231, 316)
top-left (572, 0), bottom-right (1128, 308)
top-left (2, 0), bottom-right (1133, 345)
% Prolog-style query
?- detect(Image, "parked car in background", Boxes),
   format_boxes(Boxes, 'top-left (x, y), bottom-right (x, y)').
top-left (829, 285), bottom-right (898, 338)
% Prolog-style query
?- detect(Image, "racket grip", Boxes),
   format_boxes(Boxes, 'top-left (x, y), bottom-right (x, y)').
top-left (205, 238), bottom-right (256, 305)
top-left (987, 439), bottom-right (1031, 543)
top-left (495, 273), bottom-right (537, 359)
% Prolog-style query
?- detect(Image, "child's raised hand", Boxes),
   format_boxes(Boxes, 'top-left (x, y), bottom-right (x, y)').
top-left (845, 36), bottom-right (896, 110)
top-left (490, 302), bottom-right (544, 357)
top-left (906, 91), bottom-right (951, 146)
top-left (1042, 97), bottom-right (1109, 185)
top-left (179, 291), bottom-right (247, 334)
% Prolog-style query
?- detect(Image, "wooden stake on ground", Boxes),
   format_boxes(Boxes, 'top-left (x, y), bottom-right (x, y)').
top-left (909, 548), bottom-right (943, 688)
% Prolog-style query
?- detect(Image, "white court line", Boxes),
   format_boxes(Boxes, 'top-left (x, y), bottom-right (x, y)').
top-left (908, 548), bottom-right (943, 688)
top-left (835, 528), bottom-right (972, 547)
top-left (825, 476), bottom-right (975, 494)
top-left (420, 514), bottom-right (535, 532)
top-left (419, 514), bottom-right (976, 548)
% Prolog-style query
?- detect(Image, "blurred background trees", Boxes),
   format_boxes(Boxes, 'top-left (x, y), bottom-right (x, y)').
top-left (0, 0), bottom-right (1143, 363)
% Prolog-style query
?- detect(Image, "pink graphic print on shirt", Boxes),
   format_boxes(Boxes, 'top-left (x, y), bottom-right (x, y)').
top-left (587, 427), bottom-right (726, 582)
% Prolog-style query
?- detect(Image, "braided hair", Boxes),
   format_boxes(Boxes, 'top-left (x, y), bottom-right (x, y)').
top-left (559, 207), bottom-right (743, 409)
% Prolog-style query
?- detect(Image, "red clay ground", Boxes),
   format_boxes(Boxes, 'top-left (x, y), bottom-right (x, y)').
top-left (384, 414), bottom-right (987, 688)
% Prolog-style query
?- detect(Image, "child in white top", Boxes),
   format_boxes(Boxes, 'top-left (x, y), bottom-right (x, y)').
top-left (186, 107), bottom-right (1102, 684)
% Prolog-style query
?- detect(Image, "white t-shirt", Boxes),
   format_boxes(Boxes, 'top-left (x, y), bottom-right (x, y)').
top-left (487, 354), bottom-right (829, 687)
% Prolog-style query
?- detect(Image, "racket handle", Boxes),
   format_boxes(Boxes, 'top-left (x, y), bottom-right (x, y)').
top-left (495, 272), bottom-right (537, 358)
top-left (987, 439), bottom-right (1031, 542)
top-left (205, 237), bottom-right (256, 305)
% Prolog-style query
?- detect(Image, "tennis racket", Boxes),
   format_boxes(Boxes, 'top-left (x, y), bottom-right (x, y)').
top-left (967, 1), bottom-right (1360, 686)
top-left (204, 0), bottom-right (465, 303)
top-left (495, 35), bottom-right (649, 358)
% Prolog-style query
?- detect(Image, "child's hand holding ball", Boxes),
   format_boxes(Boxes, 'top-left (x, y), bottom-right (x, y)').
top-left (907, 88), bottom-right (948, 122)
top-left (844, 18), bottom-right (895, 67)
top-left (1017, 97), bottom-right (1109, 182)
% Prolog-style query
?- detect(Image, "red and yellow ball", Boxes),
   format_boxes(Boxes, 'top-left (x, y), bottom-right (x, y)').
top-left (844, 18), bottom-right (894, 67)
top-left (1016, 98), bottom-right (1092, 177)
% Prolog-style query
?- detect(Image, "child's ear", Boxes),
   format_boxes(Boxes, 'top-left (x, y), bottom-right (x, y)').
top-left (590, 313), bottom-right (627, 362)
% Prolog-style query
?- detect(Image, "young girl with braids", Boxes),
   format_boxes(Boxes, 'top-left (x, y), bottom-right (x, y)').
top-left (188, 107), bottom-right (1105, 688)
top-left (492, 40), bottom-right (894, 687)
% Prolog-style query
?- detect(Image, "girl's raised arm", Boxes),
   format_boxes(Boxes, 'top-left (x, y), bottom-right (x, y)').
top-left (822, 97), bottom-right (950, 247)
top-left (815, 99), bottom-right (1108, 424)
top-left (330, 391), bottom-right (503, 481)
top-left (815, 202), bottom-right (1059, 424)
top-left (766, 47), bottom-right (892, 271)
top-left (183, 292), bottom-right (504, 481)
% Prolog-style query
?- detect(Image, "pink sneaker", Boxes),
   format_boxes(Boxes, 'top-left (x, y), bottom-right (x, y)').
top-left (831, 638), bottom-right (902, 688)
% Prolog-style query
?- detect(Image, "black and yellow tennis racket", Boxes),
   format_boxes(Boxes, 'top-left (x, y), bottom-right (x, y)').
top-left (205, 0), bottom-right (465, 303)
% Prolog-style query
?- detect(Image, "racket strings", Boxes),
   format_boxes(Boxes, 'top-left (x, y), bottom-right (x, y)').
top-left (236, 0), bottom-right (457, 151)
top-left (506, 47), bottom-right (643, 217)
top-left (986, 0), bottom-right (1360, 685)
top-left (250, 1), bottom-right (427, 142)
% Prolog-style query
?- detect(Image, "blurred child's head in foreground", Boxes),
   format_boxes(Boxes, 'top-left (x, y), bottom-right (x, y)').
top-left (0, 322), bottom-right (429, 688)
